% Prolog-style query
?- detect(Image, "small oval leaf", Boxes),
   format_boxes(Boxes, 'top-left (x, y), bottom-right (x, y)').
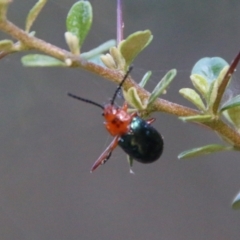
top-left (191, 57), bottom-right (228, 84)
top-left (0, 39), bottom-right (13, 51)
top-left (65, 31), bottom-right (80, 55)
top-left (210, 66), bottom-right (230, 113)
top-left (232, 192), bottom-right (240, 210)
top-left (179, 88), bottom-right (205, 111)
top-left (119, 30), bottom-right (153, 67)
top-left (207, 66), bottom-right (229, 111)
top-left (139, 71), bottom-right (152, 88)
top-left (87, 54), bottom-right (107, 67)
top-left (147, 69), bottom-right (176, 106)
top-left (66, 0), bottom-right (92, 47)
top-left (110, 47), bottom-right (125, 70)
top-left (123, 87), bottom-right (146, 110)
top-left (21, 54), bottom-right (66, 67)
top-left (178, 144), bottom-right (231, 159)
top-left (81, 39), bottom-right (116, 60)
top-left (100, 54), bottom-right (117, 69)
top-left (25, 0), bottom-right (47, 32)
top-left (221, 94), bottom-right (240, 112)
top-left (222, 106), bottom-right (240, 130)
top-left (207, 77), bottom-right (219, 110)
top-left (190, 74), bottom-right (209, 98)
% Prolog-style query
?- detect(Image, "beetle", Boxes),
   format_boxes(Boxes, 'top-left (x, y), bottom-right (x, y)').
top-left (68, 67), bottom-right (164, 172)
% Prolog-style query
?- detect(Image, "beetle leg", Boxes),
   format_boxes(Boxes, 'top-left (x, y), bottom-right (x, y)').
top-left (90, 136), bottom-right (120, 172)
top-left (122, 102), bottom-right (137, 118)
top-left (130, 112), bottom-right (138, 118)
top-left (122, 102), bottom-right (128, 111)
top-left (146, 118), bottom-right (155, 124)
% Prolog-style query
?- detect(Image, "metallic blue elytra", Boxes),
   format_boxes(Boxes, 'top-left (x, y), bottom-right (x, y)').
top-left (118, 116), bottom-right (164, 163)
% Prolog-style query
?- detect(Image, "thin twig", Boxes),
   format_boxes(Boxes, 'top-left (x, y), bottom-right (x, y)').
top-left (117, 0), bottom-right (124, 44)
top-left (0, 18), bottom-right (240, 146)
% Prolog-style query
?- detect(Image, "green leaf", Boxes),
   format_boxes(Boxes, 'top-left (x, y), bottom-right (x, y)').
top-left (190, 74), bottom-right (209, 98)
top-left (232, 192), bottom-right (240, 210)
top-left (21, 54), bottom-right (66, 67)
top-left (66, 0), bottom-right (92, 47)
top-left (207, 77), bottom-right (219, 110)
top-left (87, 54), bottom-right (106, 67)
top-left (207, 66), bottom-right (229, 111)
top-left (179, 114), bottom-right (213, 123)
top-left (109, 47), bottom-right (125, 70)
top-left (123, 87), bottom-right (146, 110)
top-left (222, 106), bottom-right (240, 130)
top-left (0, 0), bottom-right (10, 21)
top-left (139, 71), bottom-right (152, 88)
top-left (221, 95), bottom-right (240, 112)
top-left (119, 30), bottom-right (153, 67)
top-left (25, 0), bottom-right (47, 32)
top-left (64, 32), bottom-right (80, 55)
top-left (100, 53), bottom-right (117, 69)
top-left (0, 39), bottom-right (13, 51)
top-left (81, 39), bottom-right (116, 60)
top-left (147, 69), bottom-right (176, 106)
top-left (179, 88), bottom-right (205, 111)
top-left (178, 144), bottom-right (231, 159)
top-left (191, 57), bottom-right (228, 84)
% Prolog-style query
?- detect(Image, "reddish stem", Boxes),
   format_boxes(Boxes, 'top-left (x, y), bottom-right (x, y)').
top-left (117, 0), bottom-right (124, 44)
top-left (213, 51), bottom-right (240, 114)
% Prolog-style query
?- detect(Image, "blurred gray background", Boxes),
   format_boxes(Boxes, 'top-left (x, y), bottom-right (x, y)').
top-left (0, 0), bottom-right (240, 239)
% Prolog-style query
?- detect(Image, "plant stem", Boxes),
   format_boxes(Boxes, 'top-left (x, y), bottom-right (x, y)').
top-left (117, 0), bottom-right (124, 44)
top-left (212, 51), bottom-right (240, 114)
top-left (0, 18), bottom-right (240, 147)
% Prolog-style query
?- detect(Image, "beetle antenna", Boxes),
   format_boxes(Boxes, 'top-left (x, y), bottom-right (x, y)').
top-left (68, 93), bottom-right (104, 110)
top-left (111, 66), bottom-right (133, 105)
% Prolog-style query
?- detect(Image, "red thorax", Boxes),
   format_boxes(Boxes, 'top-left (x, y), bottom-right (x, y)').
top-left (103, 102), bottom-right (133, 136)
